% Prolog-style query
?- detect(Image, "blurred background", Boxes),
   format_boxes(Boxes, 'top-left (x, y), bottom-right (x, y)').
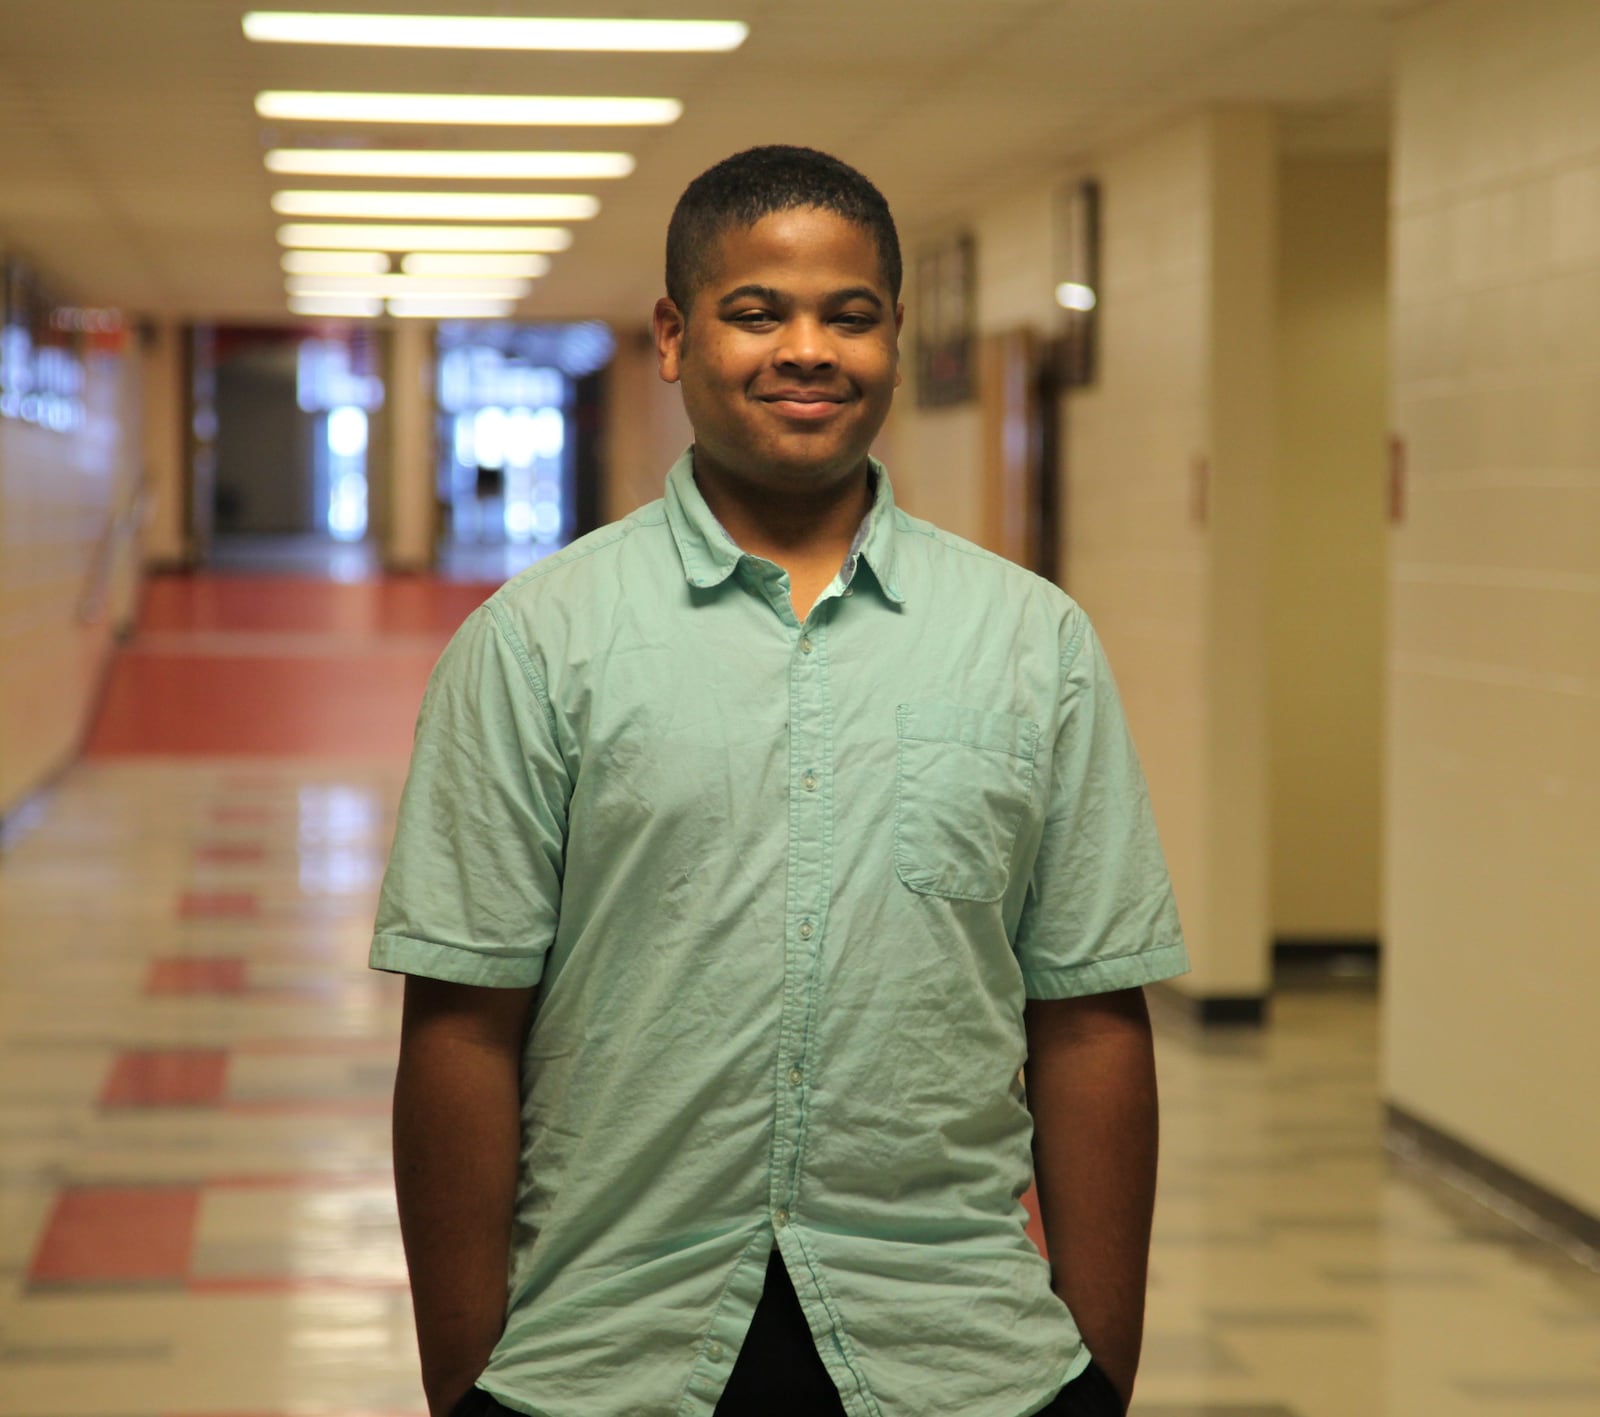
top-left (0, 3), bottom-right (1596, 1415)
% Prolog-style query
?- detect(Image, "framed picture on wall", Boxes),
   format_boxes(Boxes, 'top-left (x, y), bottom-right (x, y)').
top-left (914, 232), bottom-right (975, 407)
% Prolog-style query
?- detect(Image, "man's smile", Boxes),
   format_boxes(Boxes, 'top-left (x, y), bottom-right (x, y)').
top-left (756, 388), bottom-right (850, 420)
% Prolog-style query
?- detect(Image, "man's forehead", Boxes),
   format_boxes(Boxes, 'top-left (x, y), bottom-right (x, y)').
top-left (700, 210), bottom-right (890, 293)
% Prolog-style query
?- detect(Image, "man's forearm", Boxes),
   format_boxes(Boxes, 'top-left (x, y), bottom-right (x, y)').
top-left (1024, 988), bottom-right (1159, 1411)
top-left (394, 978), bottom-right (534, 1417)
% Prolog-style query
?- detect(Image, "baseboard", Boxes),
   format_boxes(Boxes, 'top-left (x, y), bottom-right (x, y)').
top-left (1273, 938), bottom-right (1381, 987)
top-left (1273, 937), bottom-right (1380, 962)
top-left (1386, 1103), bottom-right (1600, 1261)
top-left (1148, 980), bottom-right (1268, 1027)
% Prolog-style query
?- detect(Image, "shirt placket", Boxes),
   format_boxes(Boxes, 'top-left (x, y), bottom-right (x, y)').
top-left (772, 598), bottom-right (832, 1242)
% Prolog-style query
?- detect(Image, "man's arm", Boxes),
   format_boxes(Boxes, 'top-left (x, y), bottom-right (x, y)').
top-left (1024, 986), bottom-right (1159, 1413)
top-left (393, 975), bottom-right (537, 1417)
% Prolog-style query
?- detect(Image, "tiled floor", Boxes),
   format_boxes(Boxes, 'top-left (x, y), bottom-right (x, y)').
top-left (3, 573), bottom-right (1599, 1417)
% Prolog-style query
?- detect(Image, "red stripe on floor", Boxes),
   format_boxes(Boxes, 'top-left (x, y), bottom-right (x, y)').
top-left (147, 957), bottom-right (249, 994)
top-left (30, 1186), bottom-right (201, 1285)
top-left (180, 891), bottom-right (260, 919)
top-left (102, 1049), bottom-right (229, 1107)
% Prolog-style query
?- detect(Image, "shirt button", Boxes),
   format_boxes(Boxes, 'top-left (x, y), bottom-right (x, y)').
top-left (799, 636), bottom-right (814, 654)
top-left (774, 1208), bottom-right (790, 1228)
top-left (708, 1342), bottom-right (723, 1360)
top-left (801, 770), bottom-right (818, 791)
top-left (798, 919), bottom-right (814, 940)
top-left (788, 1067), bottom-right (804, 1086)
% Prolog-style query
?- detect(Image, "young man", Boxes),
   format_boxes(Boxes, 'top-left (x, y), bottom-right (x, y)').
top-left (375, 146), bottom-right (1187, 1417)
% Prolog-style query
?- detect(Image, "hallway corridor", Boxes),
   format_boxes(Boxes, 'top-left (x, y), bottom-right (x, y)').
top-left (1, 575), bottom-right (1597, 1417)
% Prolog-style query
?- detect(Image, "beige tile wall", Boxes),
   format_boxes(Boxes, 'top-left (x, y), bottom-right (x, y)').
top-left (1384, 0), bottom-right (1600, 1214)
top-left (1271, 157), bottom-right (1389, 942)
top-left (893, 109), bottom-right (1281, 1001)
top-left (601, 326), bottom-right (693, 523)
top-left (0, 346), bottom-right (142, 818)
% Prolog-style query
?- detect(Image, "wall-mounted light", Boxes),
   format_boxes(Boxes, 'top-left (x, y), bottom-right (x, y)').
top-left (1054, 282), bottom-right (1097, 312)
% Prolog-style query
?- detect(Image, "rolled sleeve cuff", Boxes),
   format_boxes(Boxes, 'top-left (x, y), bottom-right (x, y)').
top-left (369, 933), bottom-right (545, 988)
top-left (1021, 940), bottom-right (1189, 1000)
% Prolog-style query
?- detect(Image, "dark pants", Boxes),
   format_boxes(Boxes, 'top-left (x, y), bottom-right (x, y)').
top-left (456, 1249), bottom-right (1124, 1417)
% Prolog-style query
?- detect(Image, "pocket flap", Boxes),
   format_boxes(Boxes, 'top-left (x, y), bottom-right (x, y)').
top-left (895, 701), bottom-right (1039, 760)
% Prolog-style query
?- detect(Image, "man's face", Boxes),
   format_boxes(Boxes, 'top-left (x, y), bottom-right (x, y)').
top-left (654, 206), bottom-right (903, 496)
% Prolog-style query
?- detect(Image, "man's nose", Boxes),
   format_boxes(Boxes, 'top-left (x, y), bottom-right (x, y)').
top-left (774, 317), bottom-right (838, 369)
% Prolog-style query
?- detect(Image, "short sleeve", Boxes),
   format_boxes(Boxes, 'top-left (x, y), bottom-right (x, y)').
top-left (1013, 610), bottom-right (1188, 998)
top-left (370, 603), bottom-right (569, 987)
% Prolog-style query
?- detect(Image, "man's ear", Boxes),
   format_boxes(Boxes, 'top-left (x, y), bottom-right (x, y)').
top-left (893, 301), bottom-right (905, 388)
top-left (653, 297), bottom-right (686, 384)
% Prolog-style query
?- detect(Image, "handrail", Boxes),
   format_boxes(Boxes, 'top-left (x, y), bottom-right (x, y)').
top-left (77, 481), bottom-right (147, 626)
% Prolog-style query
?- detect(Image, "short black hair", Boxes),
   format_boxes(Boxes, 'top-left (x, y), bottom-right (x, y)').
top-left (665, 145), bottom-right (902, 314)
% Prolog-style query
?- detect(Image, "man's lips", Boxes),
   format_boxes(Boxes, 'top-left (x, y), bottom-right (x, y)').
top-left (757, 390), bottom-right (849, 420)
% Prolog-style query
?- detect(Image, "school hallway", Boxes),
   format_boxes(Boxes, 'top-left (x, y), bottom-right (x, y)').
top-left (1, 570), bottom-right (1596, 1417)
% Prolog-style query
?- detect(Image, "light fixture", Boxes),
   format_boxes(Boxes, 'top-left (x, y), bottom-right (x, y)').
top-left (1055, 282), bottom-right (1097, 312)
top-left (288, 295), bottom-right (383, 318)
top-left (265, 149), bottom-right (636, 180)
top-left (243, 13), bottom-right (747, 52)
top-left (277, 223), bottom-right (573, 252)
top-left (256, 92), bottom-right (682, 126)
top-left (401, 253), bottom-right (551, 278)
top-left (281, 250), bottom-right (390, 275)
top-left (272, 191), bottom-right (599, 221)
top-left (285, 274), bottom-right (531, 298)
top-left (386, 297), bottom-right (517, 319)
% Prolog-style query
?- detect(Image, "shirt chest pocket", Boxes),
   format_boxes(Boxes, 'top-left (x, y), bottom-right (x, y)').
top-left (893, 701), bottom-right (1041, 902)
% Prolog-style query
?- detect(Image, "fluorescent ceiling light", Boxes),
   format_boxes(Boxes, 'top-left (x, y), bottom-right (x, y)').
top-left (243, 13), bottom-right (747, 52)
top-left (281, 250), bottom-right (390, 275)
top-left (288, 295), bottom-right (383, 318)
top-left (272, 191), bottom-right (599, 221)
top-left (285, 274), bottom-right (531, 298)
top-left (387, 297), bottom-right (517, 319)
top-left (401, 253), bottom-right (550, 278)
top-left (266, 149), bottom-right (636, 180)
top-left (278, 223), bottom-right (573, 252)
top-left (256, 92), bottom-right (682, 126)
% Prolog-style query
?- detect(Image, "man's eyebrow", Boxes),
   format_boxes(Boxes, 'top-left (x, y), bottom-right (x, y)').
top-left (713, 283), bottom-right (887, 311)
top-left (716, 284), bottom-right (782, 309)
top-left (831, 285), bottom-right (885, 310)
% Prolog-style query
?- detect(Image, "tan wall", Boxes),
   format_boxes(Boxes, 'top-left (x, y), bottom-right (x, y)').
top-left (0, 345), bottom-right (142, 818)
top-left (139, 320), bottom-right (190, 567)
top-left (1271, 157), bottom-right (1389, 942)
top-left (1384, 0), bottom-right (1600, 1215)
top-left (601, 326), bottom-right (694, 522)
top-left (892, 109), bottom-right (1278, 1001)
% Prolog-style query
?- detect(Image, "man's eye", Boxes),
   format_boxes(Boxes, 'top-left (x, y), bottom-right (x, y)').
top-left (733, 310), bottom-right (775, 325)
top-left (834, 312), bottom-right (876, 329)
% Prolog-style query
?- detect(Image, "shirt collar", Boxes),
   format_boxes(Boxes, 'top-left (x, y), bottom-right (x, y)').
top-left (663, 448), bottom-right (906, 604)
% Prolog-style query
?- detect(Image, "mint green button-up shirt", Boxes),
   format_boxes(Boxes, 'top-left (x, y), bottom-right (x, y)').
top-left (372, 452), bottom-right (1187, 1417)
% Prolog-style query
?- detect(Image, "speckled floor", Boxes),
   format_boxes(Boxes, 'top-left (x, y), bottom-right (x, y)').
top-left (2, 575), bottom-right (1597, 1417)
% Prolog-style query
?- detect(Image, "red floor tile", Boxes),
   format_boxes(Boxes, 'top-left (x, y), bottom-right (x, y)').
top-left (102, 1050), bottom-right (230, 1107)
top-left (85, 574), bottom-right (492, 759)
top-left (147, 958), bottom-right (249, 994)
top-left (30, 1186), bottom-right (201, 1285)
top-left (85, 652), bottom-right (438, 758)
top-left (194, 842), bottom-right (268, 864)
